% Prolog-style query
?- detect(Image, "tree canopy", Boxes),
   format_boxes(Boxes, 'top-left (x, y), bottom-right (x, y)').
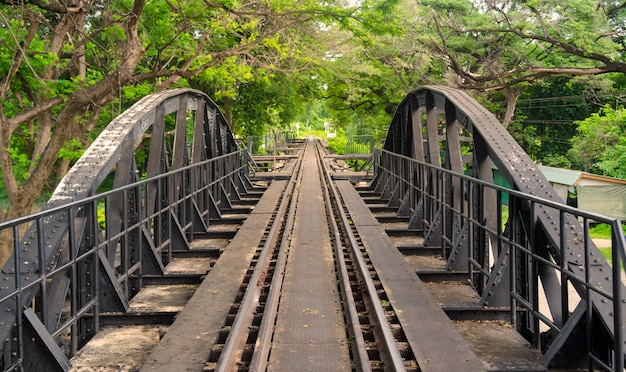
top-left (2, 0), bottom-right (626, 228)
top-left (0, 0), bottom-right (379, 221)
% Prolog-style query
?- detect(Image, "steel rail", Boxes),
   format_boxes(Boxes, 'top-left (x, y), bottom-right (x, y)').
top-left (314, 140), bottom-right (372, 371)
top-left (214, 140), bottom-right (305, 371)
top-left (315, 140), bottom-right (407, 371)
top-left (247, 140), bottom-right (307, 371)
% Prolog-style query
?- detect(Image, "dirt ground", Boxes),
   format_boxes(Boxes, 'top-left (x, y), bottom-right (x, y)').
top-left (593, 239), bottom-right (612, 248)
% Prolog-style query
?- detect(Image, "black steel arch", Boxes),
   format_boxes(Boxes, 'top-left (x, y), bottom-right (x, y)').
top-left (375, 85), bottom-right (626, 370)
top-left (49, 88), bottom-right (237, 206)
top-left (0, 89), bottom-right (248, 370)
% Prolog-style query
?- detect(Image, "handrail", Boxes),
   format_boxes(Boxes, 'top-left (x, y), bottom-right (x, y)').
top-left (376, 84), bottom-right (626, 370)
top-left (344, 135), bottom-right (374, 156)
top-left (0, 89), bottom-right (246, 371)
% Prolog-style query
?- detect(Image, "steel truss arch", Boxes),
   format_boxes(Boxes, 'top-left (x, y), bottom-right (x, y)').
top-left (375, 85), bottom-right (626, 370)
top-left (0, 89), bottom-right (250, 370)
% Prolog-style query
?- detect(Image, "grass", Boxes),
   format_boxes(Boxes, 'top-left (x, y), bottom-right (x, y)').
top-left (587, 223), bottom-right (626, 264)
top-left (500, 207), bottom-right (624, 264)
top-left (589, 223), bottom-right (626, 239)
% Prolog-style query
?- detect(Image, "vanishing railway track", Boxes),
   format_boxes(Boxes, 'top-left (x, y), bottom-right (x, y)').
top-left (71, 136), bottom-right (544, 372)
top-left (202, 138), bottom-right (417, 371)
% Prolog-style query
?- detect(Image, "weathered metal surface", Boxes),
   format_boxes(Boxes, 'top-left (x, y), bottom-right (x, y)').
top-left (377, 85), bottom-right (626, 370)
top-left (140, 180), bottom-right (287, 372)
top-left (267, 141), bottom-right (351, 371)
top-left (337, 180), bottom-right (486, 371)
top-left (0, 89), bottom-right (245, 371)
top-left (2, 83), bottom-right (625, 371)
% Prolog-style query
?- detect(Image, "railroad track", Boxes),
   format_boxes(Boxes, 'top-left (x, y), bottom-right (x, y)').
top-left (73, 137), bottom-right (540, 371)
top-left (202, 138), bottom-right (417, 371)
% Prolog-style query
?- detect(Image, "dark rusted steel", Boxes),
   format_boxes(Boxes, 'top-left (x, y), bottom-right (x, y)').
top-left (375, 85), bottom-right (626, 370)
top-left (0, 89), bottom-right (247, 371)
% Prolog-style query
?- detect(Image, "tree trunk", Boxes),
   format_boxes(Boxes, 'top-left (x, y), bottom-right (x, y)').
top-left (501, 87), bottom-right (521, 129)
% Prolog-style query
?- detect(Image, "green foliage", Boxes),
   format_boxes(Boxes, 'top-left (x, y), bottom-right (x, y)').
top-left (97, 202), bottom-right (106, 230)
top-left (327, 128), bottom-right (348, 155)
top-left (58, 139), bottom-right (85, 161)
top-left (312, 0), bottom-right (440, 145)
top-left (295, 100), bottom-right (331, 132)
top-left (509, 76), bottom-right (601, 164)
top-left (302, 128), bottom-right (348, 155)
top-left (591, 223), bottom-right (626, 264)
top-left (3, 0), bottom-right (625, 224)
top-left (589, 223), bottom-right (626, 239)
top-left (568, 105), bottom-right (626, 178)
top-left (508, 123), bottom-right (542, 160)
top-left (198, 71), bottom-right (310, 139)
top-left (7, 147), bottom-right (33, 185)
top-left (542, 155), bottom-right (572, 169)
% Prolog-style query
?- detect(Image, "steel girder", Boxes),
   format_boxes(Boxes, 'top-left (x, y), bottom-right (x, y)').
top-left (374, 85), bottom-right (626, 370)
top-left (0, 89), bottom-right (249, 370)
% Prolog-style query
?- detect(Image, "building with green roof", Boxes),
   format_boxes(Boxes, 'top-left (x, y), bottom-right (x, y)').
top-left (538, 165), bottom-right (626, 220)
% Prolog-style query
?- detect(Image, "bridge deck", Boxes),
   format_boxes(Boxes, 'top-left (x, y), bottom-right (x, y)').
top-left (267, 141), bottom-right (351, 370)
top-left (70, 143), bottom-right (547, 371)
top-left (139, 180), bottom-right (288, 371)
top-left (336, 180), bottom-right (486, 371)
top-left (5, 87), bottom-right (625, 372)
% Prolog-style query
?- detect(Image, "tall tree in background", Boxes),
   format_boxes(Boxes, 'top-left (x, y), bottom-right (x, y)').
top-left (508, 76), bottom-right (603, 165)
top-left (568, 105), bottom-right (626, 178)
top-left (423, 0), bottom-right (626, 127)
top-left (5, 0), bottom-right (624, 231)
top-left (321, 0), bottom-right (441, 139)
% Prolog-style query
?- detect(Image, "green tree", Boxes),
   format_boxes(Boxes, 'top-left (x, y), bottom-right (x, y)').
top-left (423, 0), bottom-right (626, 126)
top-left (568, 105), bottom-right (626, 178)
top-left (0, 0), bottom-right (363, 223)
top-left (320, 0), bottom-right (442, 141)
top-left (227, 72), bottom-right (309, 139)
top-left (507, 76), bottom-right (603, 164)
top-left (0, 0), bottom-right (387, 265)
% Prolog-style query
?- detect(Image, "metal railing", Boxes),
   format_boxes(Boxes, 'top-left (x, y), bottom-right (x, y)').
top-left (247, 135), bottom-right (276, 156)
top-left (373, 148), bottom-right (626, 370)
top-left (247, 131), bottom-right (295, 157)
top-left (0, 150), bottom-right (249, 370)
top-left (274, 131), bottom-right (295, 146)
top-left (344, 135), bottom-right (374, 156)
top-left (0, 88), bottom-right (247, 371)
top-left (342, 135), bottom-right (375, 172)
top-left (377, 85), bottom-right (626, 370)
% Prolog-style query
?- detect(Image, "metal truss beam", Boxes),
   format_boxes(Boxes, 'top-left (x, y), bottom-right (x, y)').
top-left (0, 89), bottom-right (250, 371)
top-left (378, 85), bottom-right (626, 370)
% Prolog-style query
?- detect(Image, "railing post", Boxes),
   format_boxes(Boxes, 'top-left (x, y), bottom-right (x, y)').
top-left (612, 221), bottom-right (624, 371)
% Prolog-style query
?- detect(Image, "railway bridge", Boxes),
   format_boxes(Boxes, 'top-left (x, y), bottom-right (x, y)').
top-left (0, 86), bottom-right (625, 371)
